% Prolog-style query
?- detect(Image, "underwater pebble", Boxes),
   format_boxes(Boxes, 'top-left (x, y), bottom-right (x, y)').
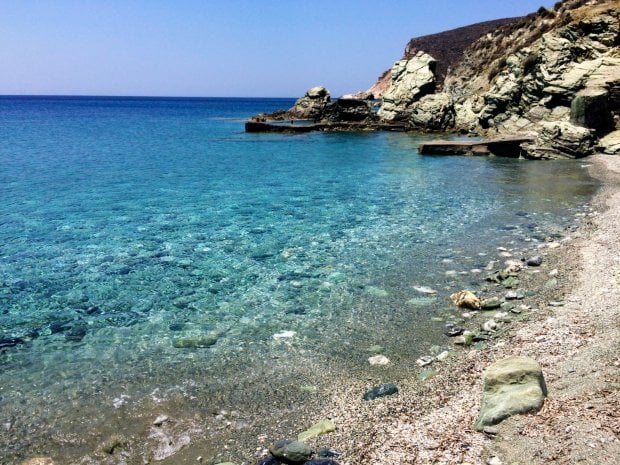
top-left (363, 383), bottom-right (398, 401)
top-left (413, 286), bottom-right (437, 294)
top-left (272, 330), bottom-right (297, 339)
top-left (416, 356), bottom-right (433, 367)
top-left (368, 355), bottom-right (390, 366)
top-left (153, 415), bottom-right (169, 426)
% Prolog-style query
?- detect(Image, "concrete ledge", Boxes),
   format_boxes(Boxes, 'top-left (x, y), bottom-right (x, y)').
top-left (418, 135), bottom-right (535, 157)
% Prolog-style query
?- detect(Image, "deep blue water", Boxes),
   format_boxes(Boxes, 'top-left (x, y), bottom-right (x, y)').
top-left (0, 96), bottom-right (599, 462)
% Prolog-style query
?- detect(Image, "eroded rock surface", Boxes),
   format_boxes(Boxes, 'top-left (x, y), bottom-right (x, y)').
top-left (475, 356), bottom-right (547, 431)
top-left (289, 86), bottom-right (331, 120)
top-left (378, 52), bottom-right (437, 122)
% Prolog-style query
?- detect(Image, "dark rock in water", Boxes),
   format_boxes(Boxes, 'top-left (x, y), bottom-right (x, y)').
top-left (444, 324), bottom-right (464, 337)
top-left (168, 322), bottom-right (186, 331)
top-left (285, 307), bottom-right (307, 315)
top-left (473, 333), bottom-right (492, 342)
top-left (317, 447), bottom-right (341, 458)
top-left (65, 324), bottom-right (88, 342)
top-left (321, 98), bottom-right (377, 123)
top-left (0, 336), bottom-right (26, 349)
top-left (304, 460), bottom-right (341, 465)
top-left (256, 458), bottom-right (280, 465)
top-left (50, 319), bottom-right (73, 334)
top-left (269, 439), bottom-right (313, 463)
top-left (363, 383), bottom-right (398, 401)
top-left (526, 255), bottom-right (543, 266)
top-left (83, 305), bottom-right (101, 315)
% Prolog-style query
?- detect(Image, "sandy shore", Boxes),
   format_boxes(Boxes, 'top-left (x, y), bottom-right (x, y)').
top-left (299, 154), bottom-right (619, 465)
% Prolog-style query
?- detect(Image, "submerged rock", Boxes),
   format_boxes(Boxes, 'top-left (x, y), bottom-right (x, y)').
top-left (317, 447), bottom-right (341, 458)
top-left (368, 354), bottom-right (390, 366)
top-left (363, 383), bottom-right (399, 401)
top-left (475, 356), bottom-right (547, 431)
top-left (0, 336), bottom-right (26, 349)
top-left (172, 332), bottom-right (219, 348)
top-left (64, 324), bottom-right (88, 342)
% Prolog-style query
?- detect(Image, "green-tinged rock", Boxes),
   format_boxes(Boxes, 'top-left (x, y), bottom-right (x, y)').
top-left (172, 332), bottom-right (219, 348)
top-left (99, 434), bottom-right (127, 454)
top-left (300, 384), bottom-right (318, 394)
top-left (407, 296), bottom-right (437, 306)
top-left (544, 278), bottom-right (558, 289)
top-left (298, 420), bottom-right (336, 441)
top-left (417, 368), bottom-right (437, 381)
top-left (214, 463), bottom-right (236, 465)
top-left (502, 276), bottom-right (520, 289)
top-left (481, 297), bottom-right (502, 310)
top-left (269, 439), bottom-right (313, 463)
top-left (475, 356), bottom-right (547, 431)
top-left (366, 286), bottom-right (388, 297)
top-left (367, 344), bottom-right (385, 354)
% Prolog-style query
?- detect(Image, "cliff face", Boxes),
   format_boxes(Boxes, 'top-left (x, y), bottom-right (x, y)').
top-left (366, 18), bottom-right (519, 99)
top-left (375, 0), bottom-right (620, 157)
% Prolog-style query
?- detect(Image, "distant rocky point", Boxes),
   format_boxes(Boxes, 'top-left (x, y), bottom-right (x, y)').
top-left (247, 0), bottom-right (619, 158)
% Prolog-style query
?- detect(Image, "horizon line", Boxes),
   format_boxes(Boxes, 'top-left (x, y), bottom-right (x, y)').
top-left (0, 94), bottom-right (298, 100)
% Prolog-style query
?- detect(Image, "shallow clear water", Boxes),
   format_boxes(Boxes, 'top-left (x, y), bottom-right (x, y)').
top-left (0, 97), bottom-right (599, 462)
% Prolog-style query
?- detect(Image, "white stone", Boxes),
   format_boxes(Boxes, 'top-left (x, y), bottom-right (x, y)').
top-left (368, 355), bottom-right (390, 366)
top-left (272, 330), bottom-right (296, 339)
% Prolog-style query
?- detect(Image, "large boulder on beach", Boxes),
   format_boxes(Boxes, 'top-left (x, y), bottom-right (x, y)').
top-left (475, 356), bottom-right (547, 431)
top-left (523, 121), bottom-right (596, 159)
top-left (597, 130), bottom-right (620, 155)
top-left (289, 86), bottom-right (331, 120)
top-left (378, 51), bottom-right (437, 122)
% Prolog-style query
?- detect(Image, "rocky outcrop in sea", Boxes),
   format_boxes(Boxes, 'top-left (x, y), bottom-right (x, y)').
top-left (248, 0), bottom-right (619, 158)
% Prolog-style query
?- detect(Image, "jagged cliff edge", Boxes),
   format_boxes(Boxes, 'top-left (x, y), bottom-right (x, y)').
top-left (248, 0), bottom-right (620, 158)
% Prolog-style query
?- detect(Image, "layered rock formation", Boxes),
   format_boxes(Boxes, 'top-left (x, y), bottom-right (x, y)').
top-left (374, 0), bottom-right (620, 157)
top-left (250, 0), bottom-right (619, 158)
top-left (289, 86), bottom-right (331, 119)
top-left (378, 52), bottom-right (437, 122)
top-left (364, 18), bottom-right (519, 100)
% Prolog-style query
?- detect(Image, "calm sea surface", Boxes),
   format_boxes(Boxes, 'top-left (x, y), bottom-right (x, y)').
top-left (0, 96), bottom-right (599, 462)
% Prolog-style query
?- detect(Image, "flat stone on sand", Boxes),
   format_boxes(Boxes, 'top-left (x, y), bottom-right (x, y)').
top-left (475, 356), bottom-right (547, 431)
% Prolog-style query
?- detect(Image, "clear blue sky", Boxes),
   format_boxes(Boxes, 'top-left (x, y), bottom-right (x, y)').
top-left (2, 0), bottom-right (558, 98)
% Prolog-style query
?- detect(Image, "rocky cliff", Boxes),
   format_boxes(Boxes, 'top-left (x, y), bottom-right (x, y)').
top-left (250, 0), bottom-right (619, 158)
top-left (365, 18), bottom-right (519, 99)
top-left (377, 0), bottom-right (620, 157)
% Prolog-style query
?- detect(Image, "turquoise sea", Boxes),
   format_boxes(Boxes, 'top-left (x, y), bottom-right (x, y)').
top-left (0, 97), bottom-right (598, 463)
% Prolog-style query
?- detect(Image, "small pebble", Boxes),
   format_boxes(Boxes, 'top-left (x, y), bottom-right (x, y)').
top-left (153, 415), bottom-right (169, 426)
top-left (416, 356), bottom-right (433, 367)
top-left (368, 355), bottom-right (390, 366)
